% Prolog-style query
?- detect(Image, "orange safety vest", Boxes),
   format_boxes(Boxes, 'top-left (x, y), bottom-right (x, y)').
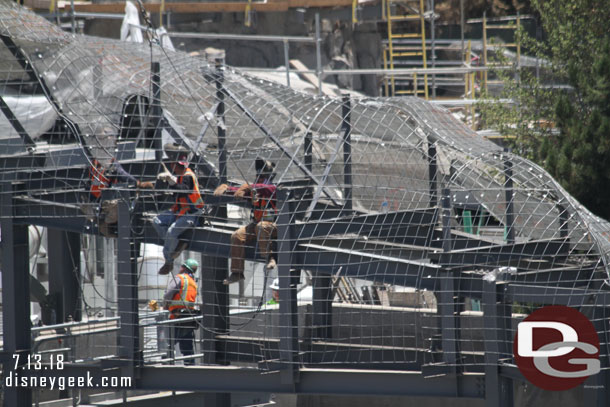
top-left (252, 195), bottom-right (277, 223)
top-left (89, 160), bottom-right (111, 199)
top-left (167, 273), bottom-right (197, 319)
top-left (170, 168), bottom-right (204, 217)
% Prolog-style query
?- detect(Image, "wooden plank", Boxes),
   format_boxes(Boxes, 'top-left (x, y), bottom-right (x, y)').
top-left (289, 59), bottom-right (338, 96)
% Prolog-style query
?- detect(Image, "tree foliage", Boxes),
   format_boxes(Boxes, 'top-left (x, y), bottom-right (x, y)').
top-left (478, 0), bottom-right (610, 219)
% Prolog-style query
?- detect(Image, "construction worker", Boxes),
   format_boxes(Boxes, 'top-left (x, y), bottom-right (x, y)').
top-left (154, 153), bottom-right (205, 275)
top-left (266, 278), bottom-right (280, 305)
top-left (214, 158), bottom-right (278, 285)
top-left (87, 158), bottom-right (154, 237)
top-left (163, 258), bottom-right (199, 366)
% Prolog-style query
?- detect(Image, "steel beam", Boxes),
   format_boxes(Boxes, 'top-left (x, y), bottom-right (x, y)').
top-left (504, 155), bottom-right (515, 244)
top-left (312, 272), bottom-right (333, 340)
top-left (482, 281), bottom-right (513, 407)
top-left (151, 62), bottom-right (163, 162)
top-left (47, 229), bottom-right (82, 322)
top-left (36, 364), bottom-right (485, 398)
top-left (341, 95), bottom-right (352, 212)
top-left (276, 189), bottom-right (300, 385)
top-left (439, 188), bottom-right (459, 373)
top-left (1, 182), bottom-right (32, 407)
top-left (116, 195), bottom-right (140, 376)
top-left (428, 140), bottom-right (438, 208)
top-left (304, 132), bottom-right (312, 172)
top-left (215, 58), bottom-right (228, 184)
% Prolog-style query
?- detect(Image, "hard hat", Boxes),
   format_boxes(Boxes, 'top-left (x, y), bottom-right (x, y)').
top-left (269, 278), bottom-right (279, 291)
top-left (182, 258), bottom-right (199, 274)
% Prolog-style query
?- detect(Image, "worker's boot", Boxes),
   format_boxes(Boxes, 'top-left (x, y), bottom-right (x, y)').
top-left (158, 262), bottom-right (173, 275)
top-left (223, 273), bottom-right (245, 285)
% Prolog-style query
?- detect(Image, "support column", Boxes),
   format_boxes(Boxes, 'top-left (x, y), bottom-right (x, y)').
top-left (47, 229), bottom-right (81, 323)
top-left (200, 57), bottom-right (231, 407)
top-left (215, 58), bottom-right (227, 185)
top-left (312, 272), bottom-right (333, 340)
top-left (304, 132), bottom-right (312, 173)
top-left (276, 189), bottom-right (299, 385)
top-left (557, 203), bottom-right (569, 240)
top-left (439, 188), bottom-right (459, 372)
top-left (341, 95), bottom-right (352, 212)
top-left (504, 153), bottom-right (515, 244)
top-left (428, 140), bottom-right (438, 208)
top-left (117, 196), bottom-right (140, 376)
top-left (482, 280), bottom-right (513, 407)
top-left (1, 182), bottom-right (32, 407)
top-left (151, 61), bottom-right (163, 162)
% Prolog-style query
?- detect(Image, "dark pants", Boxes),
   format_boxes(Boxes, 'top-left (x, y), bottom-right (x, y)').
top-left (174, 326), bottom-right (195, 365)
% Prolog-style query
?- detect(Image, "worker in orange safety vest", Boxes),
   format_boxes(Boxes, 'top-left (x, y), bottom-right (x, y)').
top-left (163, 258), bottom-right (199, 365)
top-left (86, 159), bottom-right (154, 237)
top-left (153, 154), bottom-right (204, 275)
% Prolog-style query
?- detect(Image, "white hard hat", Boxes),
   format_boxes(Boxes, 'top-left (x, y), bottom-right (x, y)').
top-left (269, 278), bottom-right (279, 291)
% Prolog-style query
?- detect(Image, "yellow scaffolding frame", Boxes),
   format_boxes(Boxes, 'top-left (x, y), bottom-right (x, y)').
top-left (383, 0), bottom-right (428, 98)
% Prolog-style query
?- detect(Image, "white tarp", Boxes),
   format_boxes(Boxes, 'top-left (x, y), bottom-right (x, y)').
top-left (0, 95), bottom-right (56, 140)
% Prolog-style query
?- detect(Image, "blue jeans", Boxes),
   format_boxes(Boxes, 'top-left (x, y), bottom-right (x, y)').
top-left (153, 210), bottom-right (199, 263)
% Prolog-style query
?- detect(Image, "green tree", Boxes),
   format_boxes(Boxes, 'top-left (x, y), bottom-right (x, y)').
top-left (478, 0), bottom-right (610, 219)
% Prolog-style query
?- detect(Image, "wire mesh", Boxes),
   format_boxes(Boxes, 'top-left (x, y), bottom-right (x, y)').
top-left (0, 2), bottom-right (609, 377)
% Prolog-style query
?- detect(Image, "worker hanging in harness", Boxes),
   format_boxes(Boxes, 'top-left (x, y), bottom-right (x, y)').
top-left (154, 148), bottom-right (205, 275)
top-left (214, 157), bottom-right (278, 285)
top-left (86, 157), bottom-right (154, 237)
top-left (163, 258), bottom-right (199, 366)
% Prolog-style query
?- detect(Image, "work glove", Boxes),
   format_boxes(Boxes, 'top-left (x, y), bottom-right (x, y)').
top-left (148, 299), bottom-right (159, 312)
top-left (234, 184), bottom-right (252, 199)
top-left (137, 181), bottom-right (154, 189)
top-left (213, 184), bottom-right (229, 196)
top-left (157, 171), bottom-right (177, 186)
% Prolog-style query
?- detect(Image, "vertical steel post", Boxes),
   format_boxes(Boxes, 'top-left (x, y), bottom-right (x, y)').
top-left (430, 0), bottom-right (436, 98)
top-left (428, 140), bottom-right (438, 208)
top-left (117, 195), bottom-right (140, 376)
top-left (304, 132), bottom-right (313, 173)
top-left (557, 203), bottom-right (569, 240)
top-left (151, 62), bottom-right (163, 162)
top-left (201, 254), bottom-right (230, 406)
top-left (342, 95), bottom-right (352, 212)
top-left (216, 58), bottom-right (227, 185)
top-left (315, 13), bottom-right (322, 96)
top-left (1, 182), bottom-right (32, 407)
top-left (312, 273), bottom-right (333, 340)
top-left (284, 39), bottom-right (291, 88)
top-left (202, 59), bottom-right (231, 407)
top-left (460, 0), bottom-right (464, 64)
top-left (70, 0), bottom-right (75, 33)
top-left (504, 154), bottom-right (515, 244)
top-left (482, 280), bottom-right (514, 407)
top-left (48, 229), bottom-right (82, 322)
top-left (483, 12), bottom-right (488, 92)
top-left (276, 189), bottom-right (299, 385)
top-left (439, 188), bottom-right (458, 371)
